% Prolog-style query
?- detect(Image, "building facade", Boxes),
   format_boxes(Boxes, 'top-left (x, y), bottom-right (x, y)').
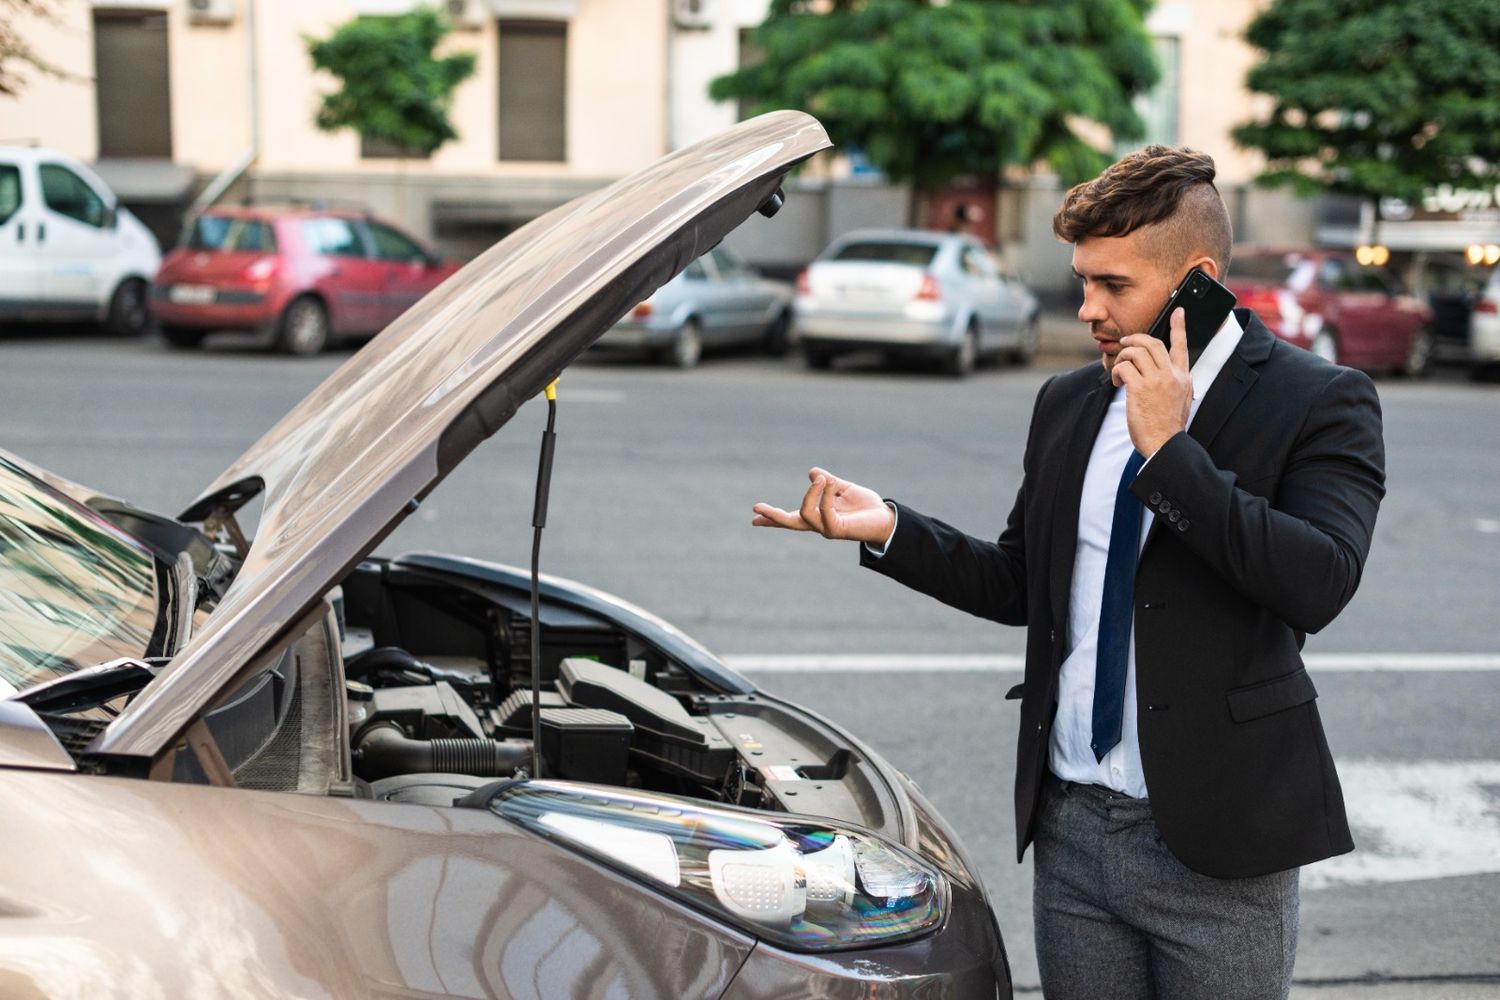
top-left (3, 0), bottom-right (671, 257)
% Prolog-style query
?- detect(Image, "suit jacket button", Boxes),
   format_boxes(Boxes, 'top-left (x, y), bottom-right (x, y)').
top-left (1177, 519), bottom-right (1190, 531)
top-left (1157, 501), bottom-right (1171, 514)
top-left (1168, 509), bottom-right (1180, 523)
top-left (1148, 491), bottom-right (1163, 505)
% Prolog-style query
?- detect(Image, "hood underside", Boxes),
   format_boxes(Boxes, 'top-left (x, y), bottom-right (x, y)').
top-left (91, 111), bottom-right (831, 762)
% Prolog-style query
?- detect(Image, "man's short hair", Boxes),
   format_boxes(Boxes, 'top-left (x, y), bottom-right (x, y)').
top-left (1052, 145), bottom-right (1233, 277)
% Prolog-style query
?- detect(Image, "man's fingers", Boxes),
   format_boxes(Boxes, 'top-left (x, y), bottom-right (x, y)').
top-left (1165, 307), bottom-right (1189, 371)
top-left (799, 476), bottom-right (828, 535)
top-left (751, 503), bottom-right (808, 531)
top-left (819, 472), bottom-right (842, 538)
top-left (808, 466), bottom-right (849, 492)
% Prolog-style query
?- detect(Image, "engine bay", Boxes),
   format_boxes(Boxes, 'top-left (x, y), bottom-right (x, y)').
top-left (334, 556), bottom-right (896, 830)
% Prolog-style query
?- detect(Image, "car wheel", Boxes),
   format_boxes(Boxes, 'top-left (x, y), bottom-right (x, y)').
top-left (662, 319), bottom-right (702, 369)
top-left (1310, 329), bottom-right (1339, 365)
top-left (762, 310), bottom-right (792, 357)
top-left (277, 296), bottom-right (330, 356)
top-left (1010, 314), bottom-right (1040, 365)
top-left (1401, 326), bottom-right (1434, 378)
top-left (944, 322), bottom-right (978, 377)
top-left (803, 346), bottom-right (834, 370)
top-left (105, 278), bottom-right (149, 336)
top-left (159, 324), bottom-right (207, 349)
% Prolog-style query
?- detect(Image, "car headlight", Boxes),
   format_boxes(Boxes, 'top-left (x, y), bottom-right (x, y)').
top-left (488, 780), bottom-right (947, 951)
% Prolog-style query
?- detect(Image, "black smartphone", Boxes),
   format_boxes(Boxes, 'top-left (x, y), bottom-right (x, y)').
top-left (1145, 266), bottom-right (1237, 366)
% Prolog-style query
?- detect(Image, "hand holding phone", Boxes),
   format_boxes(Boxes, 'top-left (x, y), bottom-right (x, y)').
top-left (1145, 266), bottom-right (1236, 366)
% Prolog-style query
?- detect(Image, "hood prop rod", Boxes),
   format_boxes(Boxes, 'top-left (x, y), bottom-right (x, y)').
top-left (528, 379), bottom-right (560, 780)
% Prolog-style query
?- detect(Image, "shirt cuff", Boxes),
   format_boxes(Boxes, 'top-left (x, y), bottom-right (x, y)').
top-left (862, 502), bottom-right (899, 558)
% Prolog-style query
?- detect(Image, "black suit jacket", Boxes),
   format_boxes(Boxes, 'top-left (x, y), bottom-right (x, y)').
top-left (862, 311), bottom-right (1385, 878)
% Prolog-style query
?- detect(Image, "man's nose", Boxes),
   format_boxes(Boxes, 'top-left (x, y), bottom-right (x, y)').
top-left (1078, 290), bottom-right (1106, 325)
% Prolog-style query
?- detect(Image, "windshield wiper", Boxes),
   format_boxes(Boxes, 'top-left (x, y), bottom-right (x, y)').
top-left (11, 658), bottom-right (161, 715)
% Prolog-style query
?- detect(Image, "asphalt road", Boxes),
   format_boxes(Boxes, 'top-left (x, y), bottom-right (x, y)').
top-left (2, 327), bottom-right (1498, 996)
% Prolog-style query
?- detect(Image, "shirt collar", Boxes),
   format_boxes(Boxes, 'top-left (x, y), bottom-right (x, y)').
top-left (1189, 310), bottom-right (1245, 403)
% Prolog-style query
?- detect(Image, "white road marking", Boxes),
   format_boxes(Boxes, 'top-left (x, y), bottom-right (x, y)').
top-left (1476, 518), bottom-right (1500, 534)
top-left (723, 653), bottom-right (1500, 673)
top-left (1304, 760), bottom-right (1500, 890)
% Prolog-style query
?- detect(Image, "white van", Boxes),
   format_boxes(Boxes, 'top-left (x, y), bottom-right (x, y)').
top-left (0, 146), bottom-right (161, 334)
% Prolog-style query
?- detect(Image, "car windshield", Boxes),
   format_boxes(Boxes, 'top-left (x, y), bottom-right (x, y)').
top-left (187, 216), bottom-right (277, 252)
top-left (0, 458), bottom-right (160, 695)
top-left (830, 241), bottom-right (938, 266)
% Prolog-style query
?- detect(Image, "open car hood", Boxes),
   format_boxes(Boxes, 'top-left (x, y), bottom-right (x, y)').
top-left (92, 112), bottom-right (830, 762)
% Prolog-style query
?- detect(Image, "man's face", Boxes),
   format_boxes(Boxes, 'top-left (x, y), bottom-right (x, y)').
top-left (1071, 231), bottom-right (1179, 372)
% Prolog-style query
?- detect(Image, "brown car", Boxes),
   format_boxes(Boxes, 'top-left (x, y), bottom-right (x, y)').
top-left (0, 113), bottom-right (1010, 998)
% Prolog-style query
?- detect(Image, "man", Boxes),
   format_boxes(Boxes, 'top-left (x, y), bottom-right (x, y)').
top-left (752, 146), bottom-right (1385, 999)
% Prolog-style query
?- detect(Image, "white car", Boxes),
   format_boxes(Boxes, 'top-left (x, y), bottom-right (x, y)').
top-left (0, 146), bottom-right (161, 335)
top-left (1470, 266), bottom-right (1500, 369)
top-left (793, 228), bottom-right (1039, 375)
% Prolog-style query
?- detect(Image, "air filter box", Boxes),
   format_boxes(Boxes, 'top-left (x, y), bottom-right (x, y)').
top-left (557, 658), bottom-right (735, 783)
top-left (492, 687), bottom-right (568, 736)
top-left (539, 708), bottom-right (634, 785)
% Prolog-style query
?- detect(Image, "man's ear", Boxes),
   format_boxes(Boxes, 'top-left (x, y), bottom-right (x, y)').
top-left (1189, 255), bottom-right (1221, 281)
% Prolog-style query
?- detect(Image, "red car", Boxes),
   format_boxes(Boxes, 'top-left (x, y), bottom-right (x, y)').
top-left (151, 205), bottom-right (459, 355)
top-left (1226, 248), bottom-right (1435, 375)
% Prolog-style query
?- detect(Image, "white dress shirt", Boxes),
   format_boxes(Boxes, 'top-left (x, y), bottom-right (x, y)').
top-left (1049, 312), bottom-right (1244, 796)
top-left (866, 311), bottom-right (1245, 798)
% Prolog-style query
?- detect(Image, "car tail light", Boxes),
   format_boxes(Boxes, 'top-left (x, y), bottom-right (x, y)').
top-left (914, 273), bottom-right (942, 302)
top-left (1477, 298), bottom-right (1498, 315)
top-left (489, 780), bottom-right (946, 952)
top-left (632, 302), bottom-right (654, 319)
top-left (795, 269), bottom-right (810, 297)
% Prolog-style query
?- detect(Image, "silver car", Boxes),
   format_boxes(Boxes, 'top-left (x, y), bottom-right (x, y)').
top-left (794, 229), bottom-right (1039, 375)
top-left (595, 245), bottom-right (793, 368)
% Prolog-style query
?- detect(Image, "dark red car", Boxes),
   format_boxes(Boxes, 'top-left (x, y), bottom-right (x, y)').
top-left (150, 205), bottom-right (459, 355)
top-left (1226, 248), bottom-right (1435, 375)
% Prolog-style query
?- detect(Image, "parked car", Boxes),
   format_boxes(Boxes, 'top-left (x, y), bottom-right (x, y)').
top-left (1225, 248), bottom-right (1434, 375)
top-left (793, 228), bottom-right (1039, 376)
top-left (0, 145), bottom-right (160, 335)
top-left (594, 245), bottom-right (792, 368)
top-left (1469, 266), bottom-right (1500, 372)
top-left (0, 112), bottom-right (1011, 998)
top-left (1405, 252), bottom-right (1495, 368)
top-left (150, 205), bottom-right (459, 355)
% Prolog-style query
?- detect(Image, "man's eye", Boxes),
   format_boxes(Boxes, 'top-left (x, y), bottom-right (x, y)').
top-left (1104, 282), bottom-right (1124, 294)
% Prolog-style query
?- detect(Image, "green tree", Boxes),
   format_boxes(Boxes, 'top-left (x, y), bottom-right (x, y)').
top-left (305, 7), bottom-right (476, 158)
top-left (1233, 0), bottom-right (1500, 217)
top-left (710, 0), bottom-right (1159, 192)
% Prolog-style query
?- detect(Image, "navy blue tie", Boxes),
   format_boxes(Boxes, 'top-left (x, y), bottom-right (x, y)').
top-left (1091, 449), bottom-right (1147, 763)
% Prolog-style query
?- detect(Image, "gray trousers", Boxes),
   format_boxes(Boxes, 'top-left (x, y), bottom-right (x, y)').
top-left (1033, 773), bottom-right (1299, 1000)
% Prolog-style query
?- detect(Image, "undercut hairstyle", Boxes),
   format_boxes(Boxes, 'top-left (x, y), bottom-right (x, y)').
top-left (1052, 145), bottom-right (1233, 278)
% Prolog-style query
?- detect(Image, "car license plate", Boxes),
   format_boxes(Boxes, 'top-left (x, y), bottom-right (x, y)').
top-left (168, 284), bottom-right (216, 305)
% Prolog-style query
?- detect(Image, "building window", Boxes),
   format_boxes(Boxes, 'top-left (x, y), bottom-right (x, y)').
top-left (498, 20), bottom-right (567, 162)
top-left (1119, 35), bottom-right (1179, 154)
top-left (94, 10), bottom-right (172, 159)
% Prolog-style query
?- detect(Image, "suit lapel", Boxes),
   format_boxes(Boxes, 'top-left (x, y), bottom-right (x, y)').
top-left (1141, 310), bottom-right (1274, 549)
top-left (1048, 367), bottom-right (1115, 629)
